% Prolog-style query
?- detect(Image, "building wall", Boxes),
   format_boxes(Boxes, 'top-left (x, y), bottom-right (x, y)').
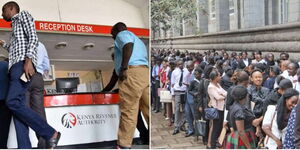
top-left (0, 0), bottom-right (148, 28)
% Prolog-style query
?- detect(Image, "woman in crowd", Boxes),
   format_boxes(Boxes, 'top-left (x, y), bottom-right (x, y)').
top-left (262, 88), bottom-right (299, 149)
top-left (284, 90), bottom-right (300, 149)
top-left (248, 69), bottom-right (270, 138)
top-left (207, 69), bottom-right (227, 148)
top-left (226, 85), bottom-right (259, 149)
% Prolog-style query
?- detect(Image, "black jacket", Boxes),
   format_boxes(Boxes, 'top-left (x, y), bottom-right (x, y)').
top-left (238, 59), bottom-right (252, 69)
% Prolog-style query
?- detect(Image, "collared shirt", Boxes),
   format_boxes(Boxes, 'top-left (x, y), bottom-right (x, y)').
top-left (3, 11), bottom-right (38, 70)
top-left (151, 64), bottom-right (162, 81)
top-left (243, 58), bottom-right (249, 67)
top-left (171, 67), bottom-right (189, 91)
top-left (114, 30), bottom-right (148, 75)
top-left (36, 42), bottom-right (50, 75)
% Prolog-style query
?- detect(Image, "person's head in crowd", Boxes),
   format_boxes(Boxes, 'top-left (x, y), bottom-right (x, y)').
top-left (214, 55), bottom-right (222, 62)
top-left (280, 60), bottom-right (291, 72)
top-left (242, 52), bottom-right (248, 60)
top-left (204, 65), bottom-right (214, 79)
top-left (280, 52), bottom-right (289, 60)
top-left (177, 60), bottom-right (184, 70)
top-left (236, 70), bottom-right (250, 87)
top-left (221, 49), bottom-right (226, 55)
top-left (162, 60), bottom-right (169, 69)
top-left (231, 85), bottom-right (248, 105)
top-left (276, 77), bottom-right (293, 95)
top-left (176, 50), bottom-right (180, 57)
top-left (231, 52), bottom-right (237, 59)
top-left (208, 56), bottom-right (215, 65)
top-left (214, 52), bottom-right (219, 56)
top-left (238, 52), bottom-right (242, 60)
top-left (244, 63), bottom-right (255, 75)
top-left (222, 60), bottom-right (230, 68)
top-left (254, 50), bottom-right (262, 61)
top-left (255, 63), bottom-right (267, 73)
top-left (111, 22), bottom-right (127, 39)
top-left (209, 69), bottom-right (221, 83)
top-left (224, 66), bottom-right (234, 77)
top-left (287, 62), bottom-right (299, 77)
top-left (2, 1), bottom-right (20, 22)
top-left (155, 57), bottom-right (162, 65)
top-left (223, 52), bottom-right (229, 60)
top-left (276, 88), bottom-right (299, 130)
top-left (269, 66), bottom-right (281, 78)
top-left (186, 61), bottom-right (194, 73)
top-left (194, 67), bottom-right (203, 80)
top-left (250, 69), bottom-right (263, 87)
top-left (266, 53), bottom-right (275, 66)
top-left (199, 61), bottom-right (207, 71)
top-left (169, 61), bottom-right (176, 71)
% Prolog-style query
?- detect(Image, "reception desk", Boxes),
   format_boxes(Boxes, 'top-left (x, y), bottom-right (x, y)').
top-left (7, 92), bottom-right (139, 148)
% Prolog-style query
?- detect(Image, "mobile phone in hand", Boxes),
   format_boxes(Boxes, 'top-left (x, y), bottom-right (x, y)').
top-left (20, 73), bottom-right (30, 82)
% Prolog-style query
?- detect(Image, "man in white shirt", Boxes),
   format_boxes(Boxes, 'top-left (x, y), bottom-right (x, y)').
top-left (171, 60), bottom-right (189, 135)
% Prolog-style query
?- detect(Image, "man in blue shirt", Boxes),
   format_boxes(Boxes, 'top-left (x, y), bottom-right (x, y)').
top-left (111, 22), bottom-right (149, 149)
top-left (13, 42), bottom-right (50, 148)
top-left (0, 58), bottom-right (11, 149)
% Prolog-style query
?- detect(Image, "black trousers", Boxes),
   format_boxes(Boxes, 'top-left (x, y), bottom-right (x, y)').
top-left (137, 110), bottom-right (149, 144)
top-left (0, 100), bottom-right (12, 149)
top-left (153, 80), bottom-right (161, 111)
top-left (26, 73), bottom-right (47, 148)
top-left (210, 110), bottom-right (224, 148)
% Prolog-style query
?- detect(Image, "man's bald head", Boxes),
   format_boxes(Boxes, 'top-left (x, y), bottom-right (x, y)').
top-left (111, 22), bottom-right (127, 40)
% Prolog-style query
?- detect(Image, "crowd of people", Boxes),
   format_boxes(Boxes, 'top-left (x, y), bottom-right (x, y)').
top-left (151, 48), bottom-right (300, 149)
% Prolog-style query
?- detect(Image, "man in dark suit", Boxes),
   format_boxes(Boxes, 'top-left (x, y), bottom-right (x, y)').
top-left (238, 51), bottom-right (252, 69)
top-left (0, 58), bottom-right (12, 148)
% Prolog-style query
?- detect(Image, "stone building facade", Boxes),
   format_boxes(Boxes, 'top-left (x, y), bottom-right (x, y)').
top-left (152, 0), bottom-right (300, 59)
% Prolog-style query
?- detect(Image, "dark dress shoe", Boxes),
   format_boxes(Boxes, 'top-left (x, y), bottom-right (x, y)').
top-left (180, 126), bottom-right (186, 132)
top-left (46, 132), bottom-right (61, 149)
top-left (172, 129), bottom-right (179, 135)
top-left (116, 144), bottom-right (131, 149)
top-left (185, 132), bottom-right (194, 137)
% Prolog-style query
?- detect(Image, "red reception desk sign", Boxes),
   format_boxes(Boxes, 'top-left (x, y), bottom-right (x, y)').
top-left (0, 19), bottom-right (149, 37)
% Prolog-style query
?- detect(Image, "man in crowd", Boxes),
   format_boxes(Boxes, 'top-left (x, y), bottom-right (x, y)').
top-left (13, 42), bottom-right (50, 148)
top-left (0, 1), bottom-right (60, 148)
top-left (111, 22), bottom-right (149, 149)
top-left (171, 60), bottom-right (189, 135)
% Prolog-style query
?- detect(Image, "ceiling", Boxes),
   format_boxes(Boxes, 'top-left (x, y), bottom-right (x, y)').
top-left (0, 31), bottom-right (149, 71)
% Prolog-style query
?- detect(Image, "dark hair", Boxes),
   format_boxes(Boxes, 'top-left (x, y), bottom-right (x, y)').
top-left (278, 78), bottom-right (293, 90)
top-left (194, 67), bottom-right (203, 75)
top-left (255, 50), bottom-right (262, 55)
top-left (289, 62), bottom-right (300, 70)
top-left (237, 70), bottom-right (249, 83)
top-left (209, 70), bottom-right (219, 81)
top-left (255, 63), bottom-right (267, 72)
top-left (112, 22), bottom-right (127, 33)
top-left (277, 88), bottom-right (299, 130)
top-left (231, 85), bottom-right (248, 101)
top-left (204, 65), bottom-right (214, 79)
top-left (3, 1), bottom-right (19, 13)
top-left (270, 66), bottom-right (280, 76)
top-left (250, 68), bottom-right (263, 77)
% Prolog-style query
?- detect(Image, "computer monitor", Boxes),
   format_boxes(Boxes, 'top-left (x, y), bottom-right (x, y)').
top-left (56, 78), bottom-right (80, 93)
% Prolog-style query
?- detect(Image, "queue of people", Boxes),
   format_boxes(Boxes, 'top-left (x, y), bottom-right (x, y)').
top-left (151, 48), bottom-right (300, 149)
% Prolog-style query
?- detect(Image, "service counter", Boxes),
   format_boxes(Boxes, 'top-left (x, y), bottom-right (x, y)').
top-left (7, 92), bottom-right (139, 148)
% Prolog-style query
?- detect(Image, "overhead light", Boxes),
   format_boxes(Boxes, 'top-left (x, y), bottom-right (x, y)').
top-left (83, 43), bottom-right (95, 50)
top-left (55, 42), bottom-right (68, 49)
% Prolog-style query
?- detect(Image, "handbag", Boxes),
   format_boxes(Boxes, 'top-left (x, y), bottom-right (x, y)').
top-left (160, 88), bottom-right (172, 103)
top-left (204, 107), bottom-right (219, 120)
top-left (195, 119), bottom-right (206, 137)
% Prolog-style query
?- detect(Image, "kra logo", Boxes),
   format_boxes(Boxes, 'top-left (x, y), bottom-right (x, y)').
top-left (61, 112), bottom-right (77, 128)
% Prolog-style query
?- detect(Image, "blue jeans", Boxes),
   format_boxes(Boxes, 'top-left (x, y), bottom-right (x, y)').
top-left (185, 92), bottom-right (195, 133)
top-left (6, 61), bottom-right (55, 148)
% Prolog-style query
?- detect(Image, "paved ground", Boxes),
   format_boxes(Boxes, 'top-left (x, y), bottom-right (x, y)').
top-left (151, 111), bottom-right (206, 149)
